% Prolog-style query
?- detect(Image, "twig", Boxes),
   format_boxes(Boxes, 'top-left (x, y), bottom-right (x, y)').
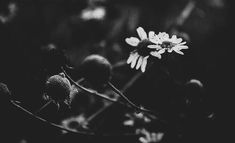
top-left (108, 81), bottom-right (155, 115)
top-left (10, 100), bottom-right (141, 137)
top-left (61, 67), bottom-right (122, 104)
top-left (11, 100), bottom-right (95, 135)
top-left (34, 99), bottom-right (53, 115)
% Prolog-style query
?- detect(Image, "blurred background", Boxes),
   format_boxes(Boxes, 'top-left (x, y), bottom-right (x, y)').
top-left (0, 0), bottom-right (233, 143)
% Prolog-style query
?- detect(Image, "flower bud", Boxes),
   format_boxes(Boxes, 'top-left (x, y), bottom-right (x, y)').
top-left (80, 54), bottom-right (112, 87)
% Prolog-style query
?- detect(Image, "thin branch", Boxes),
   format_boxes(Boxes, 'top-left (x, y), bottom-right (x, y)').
top-left (61, 67), bottom-right (123, 104)
top-left (11, 100), bottom-right (141, 137)
top-left (34, 99), bottom-right (53, 115)
top-left (11, 100), bottom-right (95, 135)
top-left (108, 81), bottom-right (158, 116)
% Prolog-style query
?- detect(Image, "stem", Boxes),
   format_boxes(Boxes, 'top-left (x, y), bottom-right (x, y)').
top-left (34, 99), bottom-right (53, 115)
top-left (11, 100), bottom-right (142, 137)
top-left (121, 72), bottom-right (142, 92)
top-left (83, 73), bottom-right (143, 125)
top-left (10, 100), bottom-right (95, 135)
top-left (61, 66), bottom-right (161, 123)
top-left (86, 104), bottom-right (111, 124)
top-left (61, 67), bottom-right (122, 104)
top-left (108, 82), bottom-right (157, 115)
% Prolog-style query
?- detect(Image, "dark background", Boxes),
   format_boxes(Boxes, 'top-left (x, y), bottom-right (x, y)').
top-left (0, 0), bottom-right (233, 143)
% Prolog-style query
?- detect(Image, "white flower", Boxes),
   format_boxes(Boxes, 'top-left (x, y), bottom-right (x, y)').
top-left (125, 27), bottom-right (161, 72)
top-left (158, 33), bottom-right (188, 55)
top-left (147, 33), bottom-right (188, 55)
top-left (167, 35), bottom-right (188, 55)
top-left (136, 128), bottom-right (164, 143)
top-left (125, 27), bottom-right (189, 72)
top-left (61, 114), bottom-right (88, 131)
top-left (81, 6), bottom-right (106, 20)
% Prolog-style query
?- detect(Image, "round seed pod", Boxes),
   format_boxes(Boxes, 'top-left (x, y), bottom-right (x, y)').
top-left (45, 73), bottom-right (71, 102)
top-left (80, 54), bottom-right (112, 88)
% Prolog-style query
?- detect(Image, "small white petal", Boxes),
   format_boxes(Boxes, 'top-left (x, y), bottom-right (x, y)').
top-left (171, 35), bottom-right (177, 40)
top-left (125, 37), bottom-right (140, 46)
top-left (171, 35), bottom-right (182, 44)
top-left (177, 45), bottom-right (188, 50)
top-left (139, 137), bottom-right (148, 143)
top-left (123, 120), bottom-right (134, 126)
top-left (174, 49), bottom-right (184, 55)
top-left (127, 53), bottom-right (134, 64)
top-left (158, 32), bottom-right (169, 41)
top-left (148, 31), bottom-right (155, 40)
top-left (150, 51), bottom-right (161, 59)
top-left (149, 33), bottom-right (162, 44)
top-left (178, 41), bottom-right (187, 45)
top-left (158, 48), bottom-right (166, 54)
top-left (147, 44), bottom-right (162, 49)
top-left (141, 56), bottom-right (149, 72)
top-left (137, 27), bottom-right (147, 40)
top-left (175, 38), bottom-right (183, 44)
top-left (131, 53), bottom-right (139, 68)
top-left (136, 56), bottom-right (143, 70)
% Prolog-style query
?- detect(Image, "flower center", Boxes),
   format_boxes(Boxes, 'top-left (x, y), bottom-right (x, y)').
top-left (161, 41), bottom-right (175, 50)
top-left (137, 39), bottom-right (155, 56)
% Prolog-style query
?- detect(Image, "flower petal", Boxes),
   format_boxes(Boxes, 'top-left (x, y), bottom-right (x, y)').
top-left (139, 137), bottom-right (148, 143)
top-left (147, 44), bottom-right (162, 49)
top-left (174, 50), bottom-right (184, 55)
top-left (123, 120), bottom-right (134, 126)
top-left (150, 51), bottom-right (161, 59)
top-left (125, 37), bottom-right (140, 46)
top-left (171, 35), bottom-right (182, 44)
top-left (171, 35), bottom-right (177, 40)
top-left (137, 27), bottom-right (147, 40)
top-left (148, 31), bottom-right (155, 40)
top-left (141, 56), bottom-right (149, 72)
top-left (127, 53), bottom-right (135, 64)
top-left (158, 32), bottom-right (169, 41)
top-left (131, 53), bottom-right (139, 68)
top-left (158, 48), bottom-right (166, 54)
top-left (175, 38), bottom-right (183, 44)
top-left (177, 45), bottom-right (188, 50)
top-left (136, 56), bottom-right (143, 70)
top-left (173, 47), bottom-right (184, 55)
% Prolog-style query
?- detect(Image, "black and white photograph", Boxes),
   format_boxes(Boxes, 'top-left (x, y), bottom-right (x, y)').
top-left (0, 0), bottom-right (233, 143)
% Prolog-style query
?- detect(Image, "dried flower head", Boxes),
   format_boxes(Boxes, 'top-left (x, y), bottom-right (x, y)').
top-left (45, 73), bottom-right (71, 103)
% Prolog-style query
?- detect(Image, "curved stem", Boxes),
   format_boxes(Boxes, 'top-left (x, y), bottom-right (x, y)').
top-left (121, 72), bottom-right (142, 92)
top-left (61, 67), bottom-right (122, 104)
top-left (11, 100), bottom-right (95, 135)
top-left (108, 82), bottom-right (157, 116)
top-left (11, 100), bottom-right (141, 137)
